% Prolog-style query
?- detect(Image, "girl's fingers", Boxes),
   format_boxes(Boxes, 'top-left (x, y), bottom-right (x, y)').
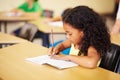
top-left (48, 47), bottom-right (60, 56)
top-left (48, 47), bottom-right (54, 55)
top-left (51, 55), bottom-right (61, 59)
top-left (51, 55), bottom-right (70, 61)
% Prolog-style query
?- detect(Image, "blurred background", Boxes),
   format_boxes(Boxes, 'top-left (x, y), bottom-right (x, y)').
top-left (0, 0), bottom-right (115, 16)
top-left (0, 0), bottom-right (117, 45)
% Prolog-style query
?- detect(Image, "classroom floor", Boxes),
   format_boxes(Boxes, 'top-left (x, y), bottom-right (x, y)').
top-left (1, 16), bottom-right (115, 47)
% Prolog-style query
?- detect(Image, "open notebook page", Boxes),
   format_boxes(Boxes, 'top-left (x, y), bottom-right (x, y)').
top-left (26, 55), bottom-right (78, 69)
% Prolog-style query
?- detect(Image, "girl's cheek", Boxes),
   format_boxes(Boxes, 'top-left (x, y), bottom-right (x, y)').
top-left (66, 35), bottom-right (69, 39)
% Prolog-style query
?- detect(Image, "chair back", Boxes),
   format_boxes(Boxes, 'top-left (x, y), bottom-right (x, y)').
top-left (18, 23), bottom-right (38, 41)
top-left (42, 9), bottom-right (54, 18)
top-left (99, 43), bottom-right (120, 73)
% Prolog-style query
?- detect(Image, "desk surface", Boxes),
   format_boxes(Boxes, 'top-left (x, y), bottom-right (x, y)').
top-left (0, 42), bottom-right (120, 80)
top-left (30, 19), bottom-right (120, 45)
top-left (0, 12), bottom-right (37, 22)
top-left (0, 32), bottom-right (28, 44)
top-left (30, 18), bottom-right (65, 33)
top-left (111, 34), bottom-right (120, 46)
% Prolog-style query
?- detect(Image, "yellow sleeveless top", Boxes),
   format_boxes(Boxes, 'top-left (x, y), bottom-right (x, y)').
top-left (69, 44), bottom-right (80, 56)
top-left (69, 44), bottom-right (100, 66)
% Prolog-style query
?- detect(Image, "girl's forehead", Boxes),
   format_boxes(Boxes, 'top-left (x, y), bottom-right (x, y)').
top-left (63, 23), bottom-right (83, 33)
top-left (63, 23), bottom-right (81, 32)
top-left (63, 23), bottom-right (74, 30)
top-left (63, 23), bottom-right (79, 30)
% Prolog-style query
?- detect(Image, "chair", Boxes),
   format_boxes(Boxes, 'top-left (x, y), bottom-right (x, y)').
top-left (32, 9), bottom-right (54, 47)
top-left (42, 9), bottom-right (54, 18)
top-left (99, 43), bottom-right (120, 73)
top-left (18, 23), bottom-right (38, 41)
top-left (117, 63), bottom-right (120, 74)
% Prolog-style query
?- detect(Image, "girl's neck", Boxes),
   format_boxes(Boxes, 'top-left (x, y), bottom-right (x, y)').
top-left (28, 1), bottom-right (34, 9)
top-left (74, 44), bottom-right (82, 49)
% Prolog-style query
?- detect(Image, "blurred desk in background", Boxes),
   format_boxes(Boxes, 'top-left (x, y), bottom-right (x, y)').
top-left (30, 18), bottom-right (65, 34)
top-left (0, 32), bottom-right (27, 45)
top-left (30, 19), bottom-right (120, 47)
top-left (0, 12), bottom-right (38, 33)
top-left (30, 18), bottom-right (65, 47)
top-left (111, 34), bottom-right (120, 46)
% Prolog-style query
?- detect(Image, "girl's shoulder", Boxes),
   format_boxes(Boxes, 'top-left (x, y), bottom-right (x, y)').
top-left (87, 46), bottom-right (100, 55)
top-left (88, 46), bottom-right (97, 51)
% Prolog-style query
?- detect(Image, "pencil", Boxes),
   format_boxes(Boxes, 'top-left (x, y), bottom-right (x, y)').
top-left (51, 29), bottom-right (56, 55)
top-left (51, 29), bottom-right (54, 47)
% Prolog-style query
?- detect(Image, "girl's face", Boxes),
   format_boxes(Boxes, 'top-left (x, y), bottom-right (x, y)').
top-left (63, 22), bottom-right (84, 45)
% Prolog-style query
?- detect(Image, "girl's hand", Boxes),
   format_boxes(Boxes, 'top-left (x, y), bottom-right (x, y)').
top-left (48, 47), bottom-right (59, 55)
top-left (48, 47), bottom-right (54, 55)
top-left (51, 55), bottom-right (70, 61)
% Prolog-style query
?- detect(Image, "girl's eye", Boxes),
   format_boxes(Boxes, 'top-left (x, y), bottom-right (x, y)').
top-left (66, 32), bottom-right (72, 36)
top-left (66, 33), bottom-right (72, 38)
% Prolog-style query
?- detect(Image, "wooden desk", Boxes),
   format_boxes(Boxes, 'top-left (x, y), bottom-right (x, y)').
top-left (0, 32), bottom-right (27, 44)
top-left (30, 19), bottom-right (120, 46)
top-left (0, 12), bottom-right (37, 33)
top-left (111, 34), bottom-right (120, 46)
top-left (30, 18), bottom-right (65, 33)
top-left (0, 42), bottom-right (120, 80)
top-left (30, 18), bottom-right (65, 47)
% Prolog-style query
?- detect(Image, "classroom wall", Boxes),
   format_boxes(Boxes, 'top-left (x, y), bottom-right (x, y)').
top-left (0, 0), bottom-right (115, 16)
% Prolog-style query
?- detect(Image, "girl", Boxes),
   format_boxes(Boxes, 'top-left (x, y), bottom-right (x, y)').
top-left (49, 6), bottom-right (111, 68)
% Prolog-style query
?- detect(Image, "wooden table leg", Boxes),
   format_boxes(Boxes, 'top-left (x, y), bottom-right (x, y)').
top-left (4, 22), bottom-right (7, 33)
top-left (0, 22), bottom-right (1, 32)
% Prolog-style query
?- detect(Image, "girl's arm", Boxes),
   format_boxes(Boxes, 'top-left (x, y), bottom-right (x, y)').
top-left (111, 19), bottom-right (120, 34)
top-left (49, 39), bottom-right (71, 55)
top-left (68, 46), bottom-right (100, 68)
top-left (52, 46), bottom-right (100, 68)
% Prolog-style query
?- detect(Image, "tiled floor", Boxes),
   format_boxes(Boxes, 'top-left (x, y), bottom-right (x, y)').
top-left (0, 16), bottom-right (115, 47)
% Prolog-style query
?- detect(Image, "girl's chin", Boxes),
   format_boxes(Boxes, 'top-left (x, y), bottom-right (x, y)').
top-left (70, 41), bottom-right (80, 45)
top-left (74, 43), bottom-right (81, 46)
top-left (72, 43), bottom-right (78, 45)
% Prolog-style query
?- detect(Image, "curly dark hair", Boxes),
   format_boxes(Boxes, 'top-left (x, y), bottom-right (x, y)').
top-left (61, 8), bottom-right (72, 17)
top-left (62, 6), bottom-right (111, 56)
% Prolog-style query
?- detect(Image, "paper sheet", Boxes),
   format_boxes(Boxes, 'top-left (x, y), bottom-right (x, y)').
top-left (47, 21), bottom-right (63, 27)
top-left (4, 12), bottom-right (22, 17)
top-left (26, 55), bottom-right (78, 69)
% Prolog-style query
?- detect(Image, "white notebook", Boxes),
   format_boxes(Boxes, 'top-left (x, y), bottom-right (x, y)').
top-left (26, 55), bottom-right (78, 69)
